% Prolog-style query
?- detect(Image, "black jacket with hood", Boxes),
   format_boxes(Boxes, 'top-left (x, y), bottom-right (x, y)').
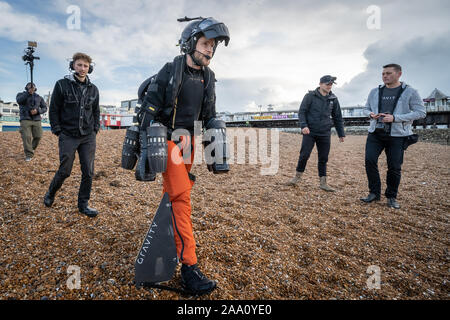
top-left (16, 91), bottom-right (48, 121)
top-left (139, 55), bottom-right (216, 133)
top-left (298, 88), bottom-right (345, 137)
top-left (49, 74), bottom-right (100, 137)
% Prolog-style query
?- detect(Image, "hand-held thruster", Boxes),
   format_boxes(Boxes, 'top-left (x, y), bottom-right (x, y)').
top-left (203, 119), bottom-right (230, 174)
top-left (147, 122), bottom-right (168, 173)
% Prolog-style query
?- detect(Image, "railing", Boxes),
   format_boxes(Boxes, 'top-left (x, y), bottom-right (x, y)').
top-left (425, 105), bottom-right (450, 112)
top-left (0, 116), bottom-right (50, 123)
top-left (0, 116), bottom-right (19, 122)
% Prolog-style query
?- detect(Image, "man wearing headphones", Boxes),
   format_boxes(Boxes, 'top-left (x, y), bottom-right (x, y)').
top-left (16, 82), bottom-right (48, 161)
top-left (44, 52), bottom-right (100, 218)
top-left (138, 17), bottom-right (230, 295)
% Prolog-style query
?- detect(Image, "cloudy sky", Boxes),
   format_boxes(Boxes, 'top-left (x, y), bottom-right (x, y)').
top-left (1, 0), bottom-right (449, 113)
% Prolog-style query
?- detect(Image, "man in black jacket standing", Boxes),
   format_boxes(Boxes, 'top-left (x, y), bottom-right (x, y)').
top-left (16, 83), bottom-right (48, 161)
top-left (287, 75), bottom-right (345, 191)
top-left (44, 52), bottom-right (100, 218)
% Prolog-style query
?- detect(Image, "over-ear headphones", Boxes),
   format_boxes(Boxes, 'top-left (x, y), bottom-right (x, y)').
top-left (69, 60), bottom-right (94, 74)
top-left (25, 83), bottom-right (37, 91)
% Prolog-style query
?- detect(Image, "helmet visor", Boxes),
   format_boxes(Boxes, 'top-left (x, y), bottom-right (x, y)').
top-left (198, 18), bottom-right (230, 46)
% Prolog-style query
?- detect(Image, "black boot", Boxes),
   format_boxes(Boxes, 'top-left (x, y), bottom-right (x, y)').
top-left (387, 198), bottom-right (400, 209)
top-left (78, 206), bottom-right (98, 218)
top-left (43, 192), bottom-right (54, 208)
top-left (360, 193), bottom-right (380, 203)
top-left (44, 175), bottom-right (65, 208)
top-left (181, 264), bottom-right (217, 296)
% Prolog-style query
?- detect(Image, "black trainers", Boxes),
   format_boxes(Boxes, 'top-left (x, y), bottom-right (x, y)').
top-left (181, 264), bottom-right (217, 296)
top-left (78, 206), bottom-right (98, 218)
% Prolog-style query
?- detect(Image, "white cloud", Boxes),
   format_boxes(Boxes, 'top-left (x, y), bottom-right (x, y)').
top-left (335, 32), bottom-right (450, 106)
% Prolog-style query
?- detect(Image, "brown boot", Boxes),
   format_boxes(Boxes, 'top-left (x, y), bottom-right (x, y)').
top-left (286, 171), bottom-right (303, 186)
top-left (319, 176), bottom-right (335, 192)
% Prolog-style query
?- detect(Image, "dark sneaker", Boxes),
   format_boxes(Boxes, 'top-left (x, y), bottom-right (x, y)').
top-left (43, 192), bottom-right (54, 208)
top-left (360, 193), bottom-right (380, 203)
top-left (181, 264), bottom-right (217, 296)
top-left (78, 206), bottom-right (98, 218)
top-left (387, 198), bottom-right (400, 209)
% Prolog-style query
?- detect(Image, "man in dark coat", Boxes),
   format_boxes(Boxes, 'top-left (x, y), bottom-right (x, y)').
top-left (287, 75), bottom-right (345, 192)
top-left (44, 52), bottom-right (100, 218)
top-left (16, 82), bottom-right (47, 161)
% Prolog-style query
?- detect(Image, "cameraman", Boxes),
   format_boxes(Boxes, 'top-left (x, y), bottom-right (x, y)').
top-left (44, 52), bottom-right (100, 218)
top-left (360, 64), bottom-right (426, 209)
top-left (16, 82), bottom-right (47, 161)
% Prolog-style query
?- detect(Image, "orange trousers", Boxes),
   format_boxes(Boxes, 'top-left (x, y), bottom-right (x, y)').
top-left (162, 136), bottom-right (197, 266)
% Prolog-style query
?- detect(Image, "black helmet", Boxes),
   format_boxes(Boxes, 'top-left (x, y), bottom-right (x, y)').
top-left (179, 17), bottom-right (230, 55)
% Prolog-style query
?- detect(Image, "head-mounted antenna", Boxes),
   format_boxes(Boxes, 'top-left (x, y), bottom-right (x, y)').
top-left (177, 16), bottom-right (204, 23)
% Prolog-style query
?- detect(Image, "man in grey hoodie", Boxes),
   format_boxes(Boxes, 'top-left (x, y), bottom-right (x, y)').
top-left (360, 64), bottom-right (426, 209)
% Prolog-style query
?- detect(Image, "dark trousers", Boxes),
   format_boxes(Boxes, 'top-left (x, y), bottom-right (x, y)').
top-left (365, 132), bottom-right (405, 199)
top-left (47, 132), bottom-right (96, 208)
top-left (296, 134), bottom-right (331, 177)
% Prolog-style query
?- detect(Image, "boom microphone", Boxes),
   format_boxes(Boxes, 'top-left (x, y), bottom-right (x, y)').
top-left (195, 50), bottom-right (211, 60)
